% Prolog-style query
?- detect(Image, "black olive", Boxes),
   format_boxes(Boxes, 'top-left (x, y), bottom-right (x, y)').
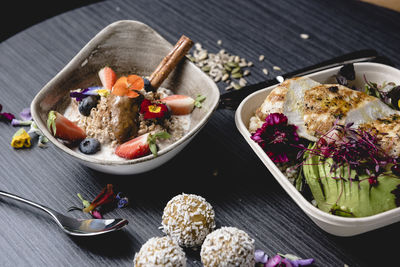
top-left (387, 86), bottom-right (400, 110)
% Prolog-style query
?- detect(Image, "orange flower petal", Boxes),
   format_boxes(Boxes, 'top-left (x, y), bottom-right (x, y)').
top-left (127, 75), bottom-right (144, 91)
top-left (112, 76), bottom-right (129, 96)
top-left (126, 90), bottom-right (140, 98)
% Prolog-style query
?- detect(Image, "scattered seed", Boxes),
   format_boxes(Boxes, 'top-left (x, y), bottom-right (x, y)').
top-left (300, 33), bottom-right (309, 39)
top-left (247, 61), bottom-right (253, 67)
top-left (227, 62), bottom-right (238, 68)
top-left (262, 68), bottom-right (269, 75)
top-left (225, 85), bottom-right (233, 90)
top-left (217, 40), bottom-right (222, 45)
top-left (239, 78), bottom-right (247, 87)
top-left (273, 66), bottom-right (282, 71)
top-left (231, 72), bottom-right (243, 79)
top-left (234, 56), bottom-right (240, 63)
top-left (243, 69), bottom-right (250, 76)
top-left (258, 55), bottom-right (265, 62)
top-left (232, 82), bottom-right (242, 90)
top-left (201, 66), bottom-right (211, 72)
top-left (231, 67), bottom-right (241, 74)
top-left (222, 73), bottom-right (229, 81)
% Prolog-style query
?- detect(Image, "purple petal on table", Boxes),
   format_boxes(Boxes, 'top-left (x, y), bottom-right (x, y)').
top-left (20, 108), bottom-right (32, 121)
top-left (281, 258), bottom-right (294, 267)
top-left (291, 258), bottom-right (314, 266)
top-left (265, 255), bottom-right (282, 267)
top-left (0, 112), bottom-right (15, 122)
top-left (255, 249), bottom-right (269, 263)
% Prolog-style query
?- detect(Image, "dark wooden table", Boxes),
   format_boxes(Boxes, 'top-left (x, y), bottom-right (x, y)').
top-left (1, 0), bottom-right (400, 266)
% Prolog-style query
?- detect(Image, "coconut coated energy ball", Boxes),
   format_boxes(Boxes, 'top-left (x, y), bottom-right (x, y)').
top-left (162, 193), bottom-right (216, 247)
top-left (133, 236), bottom-right (186, 267)
top-left (200, 226), bottom-right (255, 267)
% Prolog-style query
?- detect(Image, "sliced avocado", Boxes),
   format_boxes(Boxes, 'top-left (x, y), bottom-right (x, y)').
top-left (303, 144), bottom-right (400, 217)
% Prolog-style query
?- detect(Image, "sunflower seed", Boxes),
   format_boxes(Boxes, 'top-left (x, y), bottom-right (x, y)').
top-left (231, 82), bottom-right (242, 90)
top-left (217, 40), bottom-right (222, 45)
top-left (259, 55), bottom-right (265, 61)
top-left (247, 61), bottom-right (253, 67)
top-left (239, 78), bottom-right (247, 87)
top-left (300, 33), bottom-right (309, 39)
top-left (243, 69), bottom-right (250, 76)
top-left (273, 66), bottom-right (282, 71)
top-left (262, 68), bottom-right (269, 75)
top-left (222, 73), bottom-right (230, 81)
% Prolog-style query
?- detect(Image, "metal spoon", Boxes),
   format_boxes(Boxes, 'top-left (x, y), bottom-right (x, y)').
top-left (0, 190), bottom-right (128, 236)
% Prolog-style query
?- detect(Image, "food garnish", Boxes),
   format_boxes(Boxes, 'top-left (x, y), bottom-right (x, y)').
top-left (79, 138), bottom-right (101, 155)
top-left (140, 99), bottom-right (169, 120)
top-left (251, 113), bottom-right (301, 163)
top-left (112, 74), bottom-right (144, 98)
top-left (70, 185), bottom-right (128, 219)
top-left (98, 66), bottom-right (117, 90)
top-left (78, 95), bottom-right (100, 116)
top-left (115, 131), bottom-right (171, 159)
top-left (0, 104), bottom-right (15, 123)
top-left (194, 94), bottom-right (206, 108)
top-left (70, 86), bottom-right (104, 101)
top-left (255, 249), bottom-right (314, 266)
top-left (160, 94), bottom-right (195, 115)
top-left (47, 111), bottom-right (86, 142)
top-left (11, 128), bottom-right (31, 148)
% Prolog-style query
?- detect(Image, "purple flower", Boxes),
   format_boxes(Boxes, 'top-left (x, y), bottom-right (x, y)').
top-left (70, 86), bottom-right (102, 101)
top-left (265, 254), bottom-right (282, 267)
top-left (0, 103), bottom-right (15, 123)
top-left (255, 249), bottom-right (269, 264)
top-left (20, 108), bottom-right (32, 121)
top-left (251, 113), bottom-right (300, 163)
top-left (116, 192), bottom-right (129, 208)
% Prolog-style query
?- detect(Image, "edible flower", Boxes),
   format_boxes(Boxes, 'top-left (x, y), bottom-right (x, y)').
top-left (251, 113), bottom-right (300, 163)
top-left (115, 192), bottom-right (129, 208)
top-left (11, 107), bottom-right (33, 126)
top-left (140, 99), bottom-right (169, 120)
top-left (83, 184), bottom-right (115, 213)
top-left (112, 75), bottom-right (144, 98)
top-left (70, 86), bottom-right (105, 101)
top-left (11, 128), bottom-right (31, 148)
top-left (255, 250), bottom-right (314, 267)
top-left (0, 104), bottom-right (15, 123)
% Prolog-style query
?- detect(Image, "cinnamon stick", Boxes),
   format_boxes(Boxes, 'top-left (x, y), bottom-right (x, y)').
top-left (149, 35), bottom-right (194, 90)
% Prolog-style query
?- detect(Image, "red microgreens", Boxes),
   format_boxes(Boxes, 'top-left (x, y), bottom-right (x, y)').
top-left (302, 122), bottom-right (396, 185)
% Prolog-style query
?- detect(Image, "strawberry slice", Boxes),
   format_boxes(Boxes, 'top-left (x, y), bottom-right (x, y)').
top-left (115, 131), bottom-right (171, 159)
top-left (47, 111), bottom-right (86, 141)
top-left (98, 66), bottom-right (117, 90)
top-left (160, 95), bottom-right (195, 115)
top-left (115, 133), bottom-right (150, 159)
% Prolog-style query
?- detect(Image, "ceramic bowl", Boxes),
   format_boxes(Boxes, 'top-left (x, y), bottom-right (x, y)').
top-left (235, 62), bottom-right (400, 236)
top-left (31, 20), bottom-right (220, 175)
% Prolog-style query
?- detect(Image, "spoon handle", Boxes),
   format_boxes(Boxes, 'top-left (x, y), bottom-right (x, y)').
top-left (0, 190), bottom-right (56, 217)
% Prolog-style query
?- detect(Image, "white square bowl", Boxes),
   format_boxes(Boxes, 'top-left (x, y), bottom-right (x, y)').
top-left (31, 20), bottom-right (220, 175)
top-left (235, 62), bottom-right (400, 236)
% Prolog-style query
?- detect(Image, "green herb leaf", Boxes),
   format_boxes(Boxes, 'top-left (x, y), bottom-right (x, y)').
top-left (147, 131), bottom-right (171, 157)
top-left (194, 94), bottom-right (206, 108)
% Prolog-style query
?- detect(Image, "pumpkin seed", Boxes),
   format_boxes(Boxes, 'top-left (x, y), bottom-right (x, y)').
top-left (202, 66), bottom-right (211, 72)
top-left (231, 67), bottom-right (241, 74)
top-left (231, 72), bottom-right (243, 79)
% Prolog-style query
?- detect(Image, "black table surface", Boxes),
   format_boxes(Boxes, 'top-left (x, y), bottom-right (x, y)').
top-left (1, 0), bottom-right (400, 266)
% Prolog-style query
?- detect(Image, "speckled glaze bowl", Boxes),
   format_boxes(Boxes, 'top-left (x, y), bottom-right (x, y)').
top-left (31, 20), bottom-right (220, 175)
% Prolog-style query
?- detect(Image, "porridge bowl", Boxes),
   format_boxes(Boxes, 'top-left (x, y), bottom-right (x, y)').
top-left (31, 20), bottom-right (219, 175)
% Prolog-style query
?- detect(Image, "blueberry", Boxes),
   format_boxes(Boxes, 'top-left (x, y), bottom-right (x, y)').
top-left (79, 138), bottom-right (101, 154)
top-left (78, 95), bottom-right (99, 116)
top-left (143, 78), bottom-right (153, 92)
